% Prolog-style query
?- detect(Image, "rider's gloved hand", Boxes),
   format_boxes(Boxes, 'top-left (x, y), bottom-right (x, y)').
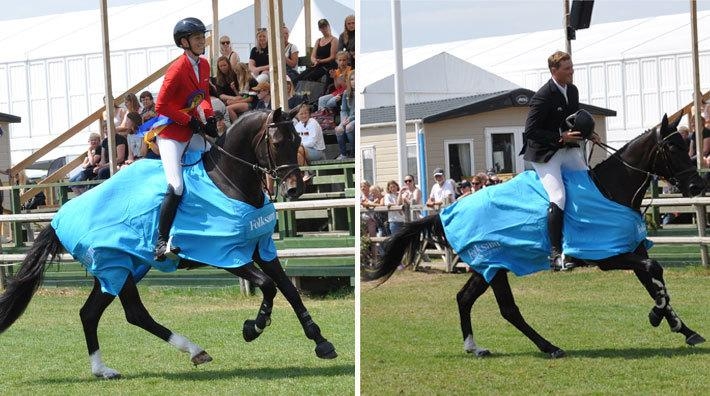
top-left (187, 117), bottom-right (205, 135)
top-left (204, 116), bottom-right (219, 138)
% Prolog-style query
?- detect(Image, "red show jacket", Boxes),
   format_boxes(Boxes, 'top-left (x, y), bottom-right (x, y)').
top-left (155, 53), bottom-right (214, 142)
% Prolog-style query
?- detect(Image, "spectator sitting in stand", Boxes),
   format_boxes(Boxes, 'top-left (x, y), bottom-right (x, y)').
top-left (224, 63), bottom-right (258, 121)
top-left (122, 112), bottom-right (144, 167)
top-left (218, 35), bottom-right (240, 72)
top-left (292, 104), bottom-right (325, 181)
top-left (338, 14), bottom-right (355, 67)
top-left (94, 127), bottom-right (128, 179)
top-left (101, 96), bottom-right (127, 139)
top-left (69, 132), bottom-right (102, 195)
top-left (427, 167), bottom-right (456, 209)
top-left (298, 19), bottom-right (338, 83)
top-left (249, 28), bottom-right (270, 79)
top-left (317, 51), bottom-right (352, 111)
top-left (211, 55), bottom-right (239, 103)
top-left (458, 180), bottom-right (472, 198)
top-left (334, 72), bottom-right (355, 159)
top-left (115, 93), bottom-right (141, 136)
top-left (253, 81), bottom-right (271, 110)
top-left (281, 25), bottom-right (301, 83)
top-left (214, 111), bottom-right (228, 136)
top-left (139, 91), bottom-right (157, 122)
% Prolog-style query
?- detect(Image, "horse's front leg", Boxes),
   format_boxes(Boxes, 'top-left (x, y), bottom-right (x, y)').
top-left (254, 255), bottom-right (337, 359)
top-left (597, 249), bottom-right (705, 346)
top-left (117, 274), bottom-right (212, 367)
top-left (456, 271), bottom-right (491, 357)
top-left (489, 271), bottom-right (565, 358)
top-left (227, 263), bottom-right (276, 342)
top-left (80, 278), bottom-right (121, 379)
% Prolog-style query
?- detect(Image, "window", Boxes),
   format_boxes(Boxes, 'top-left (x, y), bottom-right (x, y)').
top-left (361, 146), bottom-right (375, 184)
top-left (484, 127), bottom-right (525, 173)
top-left (406, 143), bottom-right (418, 183)
top-left (444, 139), bottom-right (474, 181)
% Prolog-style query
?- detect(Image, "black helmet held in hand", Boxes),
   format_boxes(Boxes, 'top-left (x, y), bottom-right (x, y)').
top-left (565, 109), bottom-right (595, 139)
top-left (173, 17), bottom-right (209, 47)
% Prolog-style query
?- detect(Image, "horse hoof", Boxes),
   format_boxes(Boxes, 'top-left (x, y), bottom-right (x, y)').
top-left (649, 309), bottom-right (663, 327)
top-left (472, 348), bottom-right (491, 357)
top-left (686, 333), bottom-right (706, 346)
top-left (243, 319), bottom-right (263, 342)
top-left (191, 350), bottom-right (213, 366)
top-left (549, 349), bottom-right (566, 359)
top-left (315, 341), bottom-right (338, 359)
top-left (94, 369), bottom-right (121, 380)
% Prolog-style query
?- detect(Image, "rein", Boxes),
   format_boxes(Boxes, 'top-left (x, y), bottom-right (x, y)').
top-left (591, 129), bottom-right (694, 212)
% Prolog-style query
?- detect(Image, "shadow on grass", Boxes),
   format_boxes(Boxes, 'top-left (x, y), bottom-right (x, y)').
top-left (28, 364), bottom-right (355, 385)
top-left (444, 345), bottom-right (709, 360)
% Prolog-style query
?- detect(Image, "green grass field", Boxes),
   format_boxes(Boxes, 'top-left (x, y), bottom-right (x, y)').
top-left (361, 264), bottom-right (710, 395)
top-left (0, 286), bottom-right (354, 395)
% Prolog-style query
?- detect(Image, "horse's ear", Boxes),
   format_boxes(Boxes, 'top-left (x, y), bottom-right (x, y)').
top-left (661, 113), bottom-right (669, 131)
top-left (669, 111), bottom-right (682, 130)
top-left (273, 107), bottom-right (283, 121)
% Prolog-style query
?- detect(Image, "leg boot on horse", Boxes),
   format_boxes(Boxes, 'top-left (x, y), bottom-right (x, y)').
top-left (227, 264), bottom-right (276, 342)
top-left (255, 256), bottom-right (337, 359)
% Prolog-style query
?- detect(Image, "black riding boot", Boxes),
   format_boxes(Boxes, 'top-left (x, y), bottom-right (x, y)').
top-left (154, 186), bottom-right (183, 261)
top-left (547, 202), bottom-right (570, 271)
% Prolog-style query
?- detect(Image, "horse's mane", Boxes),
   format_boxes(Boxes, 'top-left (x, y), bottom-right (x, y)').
top-left (591, 127), bottom-right (656, 172)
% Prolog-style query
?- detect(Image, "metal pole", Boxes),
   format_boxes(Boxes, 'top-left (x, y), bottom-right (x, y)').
top-left (689, 0), bottom-right (709, 268)
top-left (564, 0), bottom-right (571, 55)
top-left (391, 0), bottom-right (407, 183)
top-left (99, 0), bottom-right (117, 177)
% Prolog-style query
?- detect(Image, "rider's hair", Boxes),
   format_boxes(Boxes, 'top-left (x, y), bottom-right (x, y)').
top-left (548, 51), bottom-right (571, 71)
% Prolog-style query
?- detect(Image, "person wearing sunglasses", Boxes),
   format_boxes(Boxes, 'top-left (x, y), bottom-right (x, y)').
top-left (398, 174), bottom-right (422, 220)
top-left (218, 35), bottom-right (240, 73)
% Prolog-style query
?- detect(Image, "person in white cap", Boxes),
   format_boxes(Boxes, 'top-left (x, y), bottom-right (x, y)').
top-left (427, 167), bottom-right (456, 208)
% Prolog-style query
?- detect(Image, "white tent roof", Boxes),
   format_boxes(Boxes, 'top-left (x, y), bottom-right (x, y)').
top-left (363, 52), bottom-right (519, 108)
top-left (0, 0), bottom-right (353, 63)
top-left (359, 10), bottom-right (710, 108)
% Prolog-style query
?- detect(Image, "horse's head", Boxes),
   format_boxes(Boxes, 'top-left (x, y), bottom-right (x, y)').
top-left (261, 108), bottom-right (304, 199)
top-left (653, 113), bottom-right (705, 197)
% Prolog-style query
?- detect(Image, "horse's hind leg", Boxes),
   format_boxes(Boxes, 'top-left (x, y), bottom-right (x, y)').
top-left (80, 278), bottom-right (121, 379)
top-left (456, 271), bottom-right (491, 356)
top-left (489, 271), bottom-right (565, 358)
top-left (117, 274), bottom-right (212, 366)
top-left (255, 256), bottom-right (337, 359)
top-left (226, 263), bottom-right (277, 342)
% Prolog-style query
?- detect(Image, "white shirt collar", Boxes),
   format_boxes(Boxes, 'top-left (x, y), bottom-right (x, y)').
top-left (551, 77), bottom-right (568, 103)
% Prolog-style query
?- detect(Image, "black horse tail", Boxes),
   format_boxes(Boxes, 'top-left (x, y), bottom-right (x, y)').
top-left (363, 215), bottom-right (447, 284)
top-left (0, 226), bottom-right (63, 333)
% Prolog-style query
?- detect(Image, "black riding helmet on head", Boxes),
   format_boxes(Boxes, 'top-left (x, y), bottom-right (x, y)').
top-left (173, 17), bottom-right (209, 48)
top-left (565, 109), bottom-right (595, 139)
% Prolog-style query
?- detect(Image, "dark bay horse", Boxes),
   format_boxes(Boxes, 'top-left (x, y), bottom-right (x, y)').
top-left (0, 109), bottom-right (337, 379)
top-left (365, 114), bottom-right (706, 358)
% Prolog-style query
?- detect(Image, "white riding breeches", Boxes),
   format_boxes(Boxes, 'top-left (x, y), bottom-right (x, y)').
top-left (532, 147), bottom-right (587, 208)
top-left (156, 134), bottom-right (211, 195)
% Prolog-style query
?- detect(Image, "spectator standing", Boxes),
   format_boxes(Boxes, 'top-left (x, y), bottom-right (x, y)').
top-left (299, 19), bottom-right (338, 83)
top-left (218, 35), bottom-right (240, 72)
top-left (334, 72), bottom-right (355, 159)
top-left (249, 28), bottom-right (270, 79)
top-left (427, 167), bottom-right (456, 208)
top-left (338, 14), bottom-right (355, 67)
top-left (384, 180), bottom-right (405, 235)
top-left (281, 25), bottom-right (301, 83)
top-left (398, 174), bottom-right (422, 220)
top-left (470, 175), bottom-right (484, 193)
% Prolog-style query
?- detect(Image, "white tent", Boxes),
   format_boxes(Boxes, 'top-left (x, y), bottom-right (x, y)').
top-left (360, 10), bottom-right (710, 146)
top-left (363, 52), bottom-right (518, 108)
top-left (0, 0), bottom-right (353, 164)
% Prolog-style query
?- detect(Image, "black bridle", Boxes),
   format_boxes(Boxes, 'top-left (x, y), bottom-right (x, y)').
top-left (592, 128), bottom-right (697, 210)
top-left (209, 111), bottom-right (301, 199)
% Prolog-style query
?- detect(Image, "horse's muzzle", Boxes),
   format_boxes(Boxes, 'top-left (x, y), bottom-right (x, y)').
top-left (685, 174), bottom-right (706, 197)
top-left (281, 168), bottom-right (304, 199)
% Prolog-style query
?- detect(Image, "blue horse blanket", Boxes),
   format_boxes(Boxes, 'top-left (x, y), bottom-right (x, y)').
top-left (51, 151), bottom-right (277, 295)
top-left (440, 170), bottom-right (651, 282)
